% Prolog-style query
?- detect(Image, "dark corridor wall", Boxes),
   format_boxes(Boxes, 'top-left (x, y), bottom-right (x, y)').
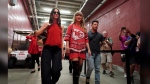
top-left (85, 0), bottom-right (140, 67)
top-left (8, 0), bottom-right (32, 48)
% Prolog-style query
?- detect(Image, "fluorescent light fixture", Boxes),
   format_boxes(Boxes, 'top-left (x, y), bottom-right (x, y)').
top-left (37, 16), bottom-right (49, 19)
top-left (43, 8), bottom-right (52, 11)
top-left (37, 16), bottom-right (72, 21)
top-left (61, 18), bottom-right (72, 21)
top-left (79, 0), bottom-right (88, 11)
top-left (64, 26), bottom-right (68, 29)
top-left (41, 20), bottom-right (49, 22)
top-left (61, 21), bottom-right (66, 24)
top-left (101, 0), bottom-right (107, 3)
top-left (42, 8), bottom-right (71, 14)
top-left (60, 10), bottom-right (71, 14)
top-left (36, 16), bottom-right (43, 18)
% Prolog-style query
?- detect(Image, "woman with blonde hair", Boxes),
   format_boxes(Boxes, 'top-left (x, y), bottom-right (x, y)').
top-left (64, 11), bottom-right (91, 84)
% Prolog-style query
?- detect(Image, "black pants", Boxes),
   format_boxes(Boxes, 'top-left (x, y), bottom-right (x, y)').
top-left (69, 60), bottom-right (72, 72)
top-left (41, 45), bottom-right (62, 84)
top-left (31, 54), bottom-right (40, 69)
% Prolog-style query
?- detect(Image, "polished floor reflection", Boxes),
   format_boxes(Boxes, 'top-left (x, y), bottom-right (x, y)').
top-left (8, 60), bottom-right (140, 84)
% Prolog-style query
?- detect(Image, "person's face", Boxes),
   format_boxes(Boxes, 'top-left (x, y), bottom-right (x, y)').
top-left (123, 29), bottom-right (128, 36)
top-left (92, 22), bottom-right (98, 30)
top-left (103, 32), bottom-right (108, 37)
top-left (75, 14), bottom-right (82, 22)
top-left (136, 35), bottom-right (140, 39)
top-left (53, 9), bottom-right (60, 19)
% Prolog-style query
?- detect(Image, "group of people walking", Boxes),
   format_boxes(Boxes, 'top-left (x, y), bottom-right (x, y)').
top-left (26, 7), bottom-right (140, 84)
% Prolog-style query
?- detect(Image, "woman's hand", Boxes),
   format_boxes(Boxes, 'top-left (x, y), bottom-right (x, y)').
top-left (64, 54), bottom-right (69, 60)
top-left (65, 47), bottom-right (70, 56)
top-left (62, 50), bottom-right (64, 60)
top-left (88, 50), bottom-right (91, 57)
top-left (27, 32), bottom-right (33, 36)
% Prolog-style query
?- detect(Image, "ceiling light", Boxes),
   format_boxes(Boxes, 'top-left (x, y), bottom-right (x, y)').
top-left (61, 18), bottom-right (72, 21)
top-left (61, 21), bottom-right (66, 24)
top-left (42, 8), bottom-right (71, 14)
top-left (60, 10), bottom-right (71, 14)
top-left (79, 0), bottom-right (88, 11)
top-left (41, 20), bottom-right (49, 22)
top-left (37, 16), bottom-right (49, 19)
top-left (64, 26), bottom-right (68, 28)
top-left (43, 8), bottom-right (52, 11)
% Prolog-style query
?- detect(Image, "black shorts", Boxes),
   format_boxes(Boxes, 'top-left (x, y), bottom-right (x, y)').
top-left (135, 51), bottom-right (141, 65)
top-left (121, 53), bottom-right (126, 62)
top-left (129, 56), bottom-right (136, 65)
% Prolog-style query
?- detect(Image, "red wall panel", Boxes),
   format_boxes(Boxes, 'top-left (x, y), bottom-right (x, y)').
top-left (86, 0), bottom-right (140, 67)
top-left (8, 0), bottom-right (32, 48)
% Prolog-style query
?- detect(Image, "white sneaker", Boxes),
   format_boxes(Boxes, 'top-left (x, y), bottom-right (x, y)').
top-left (124, 74), bottom-right (127, 78)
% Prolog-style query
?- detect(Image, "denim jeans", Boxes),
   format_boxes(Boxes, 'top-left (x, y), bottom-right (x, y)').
top-left (86, 53), bottom-right (101, 84)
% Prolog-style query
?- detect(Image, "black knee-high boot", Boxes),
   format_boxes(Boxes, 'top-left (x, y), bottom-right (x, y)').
top-left (79, 64), bottom-right (83, 75)
top-left (69, 60), bottom-right (73, 73)
top-left (72, 61), bottom-right (79, 84)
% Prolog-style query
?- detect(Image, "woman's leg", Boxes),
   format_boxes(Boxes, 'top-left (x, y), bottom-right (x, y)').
top-left (138, 65), bottom-right (140, 75)
top-left (41, 46), bottom-right (52, 84)
top-left (72, 58), bottom-right (79, 84)
top-left (51, 47), bottom-right (62, 84)
top-left (31, 54), bottom-right (35, 72)
top-left (35, 53), bottom-right (40, 66)
top-left (79, 58), bottom-right (84, 75)
top-left (35, 53), bottom-right (40, 71)
top-left (69, 60), bottom-right (73, 73)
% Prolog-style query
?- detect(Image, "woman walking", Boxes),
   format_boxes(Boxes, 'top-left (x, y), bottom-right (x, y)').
top-left (35, 8), bottom-right (64, 84)
top-left (26, 31), bottom-right (40, 73)
top-left (64, 11), bottom-right (91, 84)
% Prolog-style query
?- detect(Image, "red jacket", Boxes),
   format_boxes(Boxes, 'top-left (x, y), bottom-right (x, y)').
top-left (26, 36), bottom-right (39, 54)
top-left (64, 24), bottom-right (88, 52)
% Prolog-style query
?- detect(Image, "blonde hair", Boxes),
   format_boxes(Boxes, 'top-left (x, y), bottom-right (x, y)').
top-left (72, 11), bottom-right (86, 32)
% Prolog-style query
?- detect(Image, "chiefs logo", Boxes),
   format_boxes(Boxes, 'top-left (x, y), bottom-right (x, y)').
top-left (72, 29), bottom-right (84, 40)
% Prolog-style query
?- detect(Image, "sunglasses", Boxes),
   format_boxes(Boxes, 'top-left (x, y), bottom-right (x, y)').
top-left (53, 12), bottom-right (60, 14)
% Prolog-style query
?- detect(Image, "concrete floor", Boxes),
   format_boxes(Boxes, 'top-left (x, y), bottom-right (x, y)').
top-left (8, 60), bottom-right (140, 84)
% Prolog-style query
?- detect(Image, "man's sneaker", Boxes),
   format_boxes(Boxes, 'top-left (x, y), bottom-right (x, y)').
top-left (124, 74), bottom-right (127, 78)
top-left (109, 71), bottom-right (114, 77)
top-left (103, 70), bottom-right (106, 74)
